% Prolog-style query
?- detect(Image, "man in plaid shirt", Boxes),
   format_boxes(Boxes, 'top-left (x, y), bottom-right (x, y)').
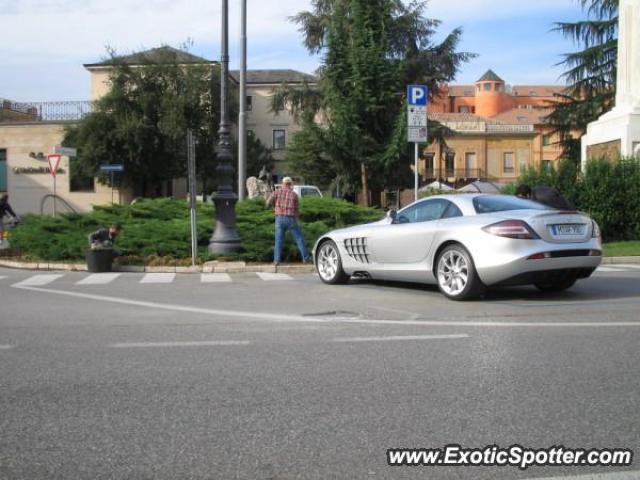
top-left (266, 177), bottom-right (311, 265)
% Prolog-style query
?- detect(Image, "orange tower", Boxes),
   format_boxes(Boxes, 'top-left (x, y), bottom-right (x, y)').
top-left (474, 69), bottom-right (512, 118)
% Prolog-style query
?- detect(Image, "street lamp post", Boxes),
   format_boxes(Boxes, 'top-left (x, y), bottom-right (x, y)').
top-left (208, 0), bottom-right (241, 253)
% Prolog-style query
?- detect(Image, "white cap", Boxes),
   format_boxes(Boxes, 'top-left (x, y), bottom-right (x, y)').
top-left (282, 176), bottom-right (293, 184)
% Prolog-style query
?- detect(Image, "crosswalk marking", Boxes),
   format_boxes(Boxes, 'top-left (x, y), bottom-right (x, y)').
top-left (256, 272), bottom-right (293, 281)
top-left (0, 345), bottom-right (14, 350)
top-left (13, 274), bottom-right (64, 287)
top-left (76, 273), bottom-right (121, 285)
top-left (201, 273), bottom-right (232, 283)
top-left (140, 273), bottom-right (176, 284)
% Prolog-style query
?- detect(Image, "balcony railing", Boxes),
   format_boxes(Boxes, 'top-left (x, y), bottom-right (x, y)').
top-left (424, 168), bottom-right (485, 180)
top-left (0, 100), bottom-right (94, 123)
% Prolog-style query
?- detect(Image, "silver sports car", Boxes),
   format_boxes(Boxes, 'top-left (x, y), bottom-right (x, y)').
top-left (313, 194), bottom-right (602, 300)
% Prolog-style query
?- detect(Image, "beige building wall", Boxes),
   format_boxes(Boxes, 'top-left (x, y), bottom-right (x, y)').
top-left (87, 68), bottom-right (112, 101)
top-left (245, 84), bottom-right (306, 178)
top-left (0, 123), bottom-right (121, 214)
top-left (424, 135), bottom-right (534, 183)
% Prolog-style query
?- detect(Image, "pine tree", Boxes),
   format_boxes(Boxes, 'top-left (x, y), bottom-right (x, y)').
top-left (547, 0), bottom-right (618, 161)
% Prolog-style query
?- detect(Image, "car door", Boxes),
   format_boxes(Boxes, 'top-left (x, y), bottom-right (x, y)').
top-left (369, 199), bottom-right (450, 268)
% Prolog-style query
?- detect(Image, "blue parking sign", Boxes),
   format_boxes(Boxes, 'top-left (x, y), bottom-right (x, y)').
top-left (407, 85), bottom-right (428, 106)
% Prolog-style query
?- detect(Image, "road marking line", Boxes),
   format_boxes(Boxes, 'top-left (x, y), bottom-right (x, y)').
top-left (0, 345), bottom-right (14, 350)
top-left (12, 284), bottom-right (640, 328)
top-left (0, 276), bottom-right (7, 280)
top-left (611, 264), bottom-right (640, 269)
top-left (257, 272), bottom-right (293, 281)
top-left (201, 273), bottom-right (232, 283)
top-left (76, 273), bottom-right (121, 285)
top-left (13, 274), bottom-right (64, 287)
top-left (110, 340), bottom-right (250, 348)
top-left (140, 273), bottom-right (175, 284)
top-left (333, 334), bottom-right (470, 343)
top-left (521, 470), bottom-right (640, 480)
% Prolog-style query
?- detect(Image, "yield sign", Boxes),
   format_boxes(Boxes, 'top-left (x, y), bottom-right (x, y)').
top-left (47, 154), bottom-right (62, 177)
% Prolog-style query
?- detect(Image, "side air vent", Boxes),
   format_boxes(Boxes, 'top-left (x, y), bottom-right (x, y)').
top-left (344, 237), bottom-right (370, 264)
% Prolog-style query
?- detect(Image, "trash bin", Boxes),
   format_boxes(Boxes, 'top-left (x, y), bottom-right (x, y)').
top-left (86, 248), bottom-right (113, 273)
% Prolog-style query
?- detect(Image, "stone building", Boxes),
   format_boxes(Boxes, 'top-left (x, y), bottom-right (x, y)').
top-left (425, 69), bottom-right (567, 184)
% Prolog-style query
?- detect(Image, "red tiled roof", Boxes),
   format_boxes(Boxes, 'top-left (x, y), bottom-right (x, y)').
top-left (511, 85), bottom-right (567, 97)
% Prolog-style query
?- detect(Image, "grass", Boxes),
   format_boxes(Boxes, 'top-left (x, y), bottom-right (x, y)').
top-left (603, 241), bottom-right (640, 258)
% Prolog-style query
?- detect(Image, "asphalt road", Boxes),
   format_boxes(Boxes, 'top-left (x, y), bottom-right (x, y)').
top-left (1, 266), bottom-right (640, 480)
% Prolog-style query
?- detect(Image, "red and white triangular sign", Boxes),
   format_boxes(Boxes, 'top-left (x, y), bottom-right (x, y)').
top-left (47, 154), bottom-right (62, 177)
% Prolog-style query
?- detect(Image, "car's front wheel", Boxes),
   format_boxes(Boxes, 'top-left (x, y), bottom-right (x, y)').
top-left (316, 240), bottom-right (349, 285)
top-left (436, 244), bottom-right (484, 301)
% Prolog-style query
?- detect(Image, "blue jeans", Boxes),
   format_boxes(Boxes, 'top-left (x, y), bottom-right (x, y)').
top-left (274, 215), bottom-right (310, 263)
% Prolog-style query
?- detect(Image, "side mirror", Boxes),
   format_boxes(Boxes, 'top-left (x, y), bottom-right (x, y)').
top-left (386, 209), bottom-right (398, 223)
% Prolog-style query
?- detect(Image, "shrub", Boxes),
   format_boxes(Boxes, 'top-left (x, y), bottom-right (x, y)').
top-left (517, 158), bottom-right (640, 242)
top-left (10, 197), bottom-right (383, 262)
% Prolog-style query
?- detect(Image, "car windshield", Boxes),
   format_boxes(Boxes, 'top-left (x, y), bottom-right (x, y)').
top-left (473, 195), bottom-right (552, 214)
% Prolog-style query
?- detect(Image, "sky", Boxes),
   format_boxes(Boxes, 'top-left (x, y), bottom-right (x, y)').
top-left (0, 0), bottom-right (587, 102)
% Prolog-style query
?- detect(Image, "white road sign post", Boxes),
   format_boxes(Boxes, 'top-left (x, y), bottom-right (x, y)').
top-left (47, 154), bottom-right (62, 217)
top-left (407, 85), bottom-right (428, 202)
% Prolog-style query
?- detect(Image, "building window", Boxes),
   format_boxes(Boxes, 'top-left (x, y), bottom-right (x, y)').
top-left (483, 83), bottom-right (492, 91)
top-left (273, 129), bottom-right (286, 150)
top-left (542, 160), bottom-right (552, 172)
top-left (424, 152), bottom-right (435, 178)
top-left (476, 85), bottom-right (481, 93)
top-left (542, 134), bottom-right (551, 146)
top-left (458, 106), bottom-right (470, 113)
top-left (445, 152), bottom-right (455, 176)
top-left (246, 95), bottom-right (252, 111)
top-left (503, 152), bottom-right (515, 174)
top-left (471, 106), bottom-right (476, 113)
top-left (464, 152), bottom-right (476, 176)
top-left (0, 149), bottom-right (7, 192)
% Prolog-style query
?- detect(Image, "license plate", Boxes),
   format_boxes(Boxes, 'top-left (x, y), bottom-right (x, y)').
top-left (551, 224), bottom-right (585, 236)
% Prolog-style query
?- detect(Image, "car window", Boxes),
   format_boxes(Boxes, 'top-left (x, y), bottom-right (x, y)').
top-left (302, 187), bottom-right (320, 197)
top-left (441, 202), bottom-right (463, 219)
top-left (397, 199), bottom-right (449, 224)
top-left (473, 195), bottom-right (551, 214)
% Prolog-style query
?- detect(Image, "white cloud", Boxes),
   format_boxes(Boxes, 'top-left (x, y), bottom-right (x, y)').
top-left (1, 0), bottom-right (312, 62)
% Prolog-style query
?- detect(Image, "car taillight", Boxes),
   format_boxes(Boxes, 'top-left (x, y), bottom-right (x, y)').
top-left (482, 220), bottom-right (540, 240)
top-left (591, 220), bottom-right (601, 239)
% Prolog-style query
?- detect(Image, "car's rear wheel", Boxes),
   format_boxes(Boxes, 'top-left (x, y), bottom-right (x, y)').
top-left (316, 240), bottom-right (349, 285)
top-left (534, 274), bottom-right (577, 292)
top-left (436, 244), bottom-right (484, 301)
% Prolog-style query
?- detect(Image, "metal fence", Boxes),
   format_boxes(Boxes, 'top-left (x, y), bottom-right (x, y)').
top-left (0, 100), bottom-right (94, 122)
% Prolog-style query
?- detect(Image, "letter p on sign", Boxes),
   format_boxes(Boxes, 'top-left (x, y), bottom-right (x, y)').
top-left (407, 85), bottom-right (428, 106)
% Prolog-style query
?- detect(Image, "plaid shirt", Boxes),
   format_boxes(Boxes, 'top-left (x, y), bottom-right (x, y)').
top-left (269, 187), bottom-right (299, 217)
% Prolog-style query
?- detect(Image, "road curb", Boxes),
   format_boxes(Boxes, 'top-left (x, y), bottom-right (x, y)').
top-left (601, 256), bottom-right (640, 265)
top-left (0, 258), bottom-right (315, 274)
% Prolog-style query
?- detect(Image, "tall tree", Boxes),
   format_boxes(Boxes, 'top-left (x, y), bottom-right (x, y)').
top-left (64, 47), bottom-right (221, 197)
top-left (274, 0), bottom-right (474, 204)
top-left (547, 0), bottom-right (618, 161)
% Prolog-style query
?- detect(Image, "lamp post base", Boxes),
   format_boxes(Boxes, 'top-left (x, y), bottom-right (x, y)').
top-left (208, 194), bottom-right (241, 254)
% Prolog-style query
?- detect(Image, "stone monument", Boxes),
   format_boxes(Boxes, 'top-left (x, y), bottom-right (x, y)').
top-left (581, 0), bottom-right (640, 166)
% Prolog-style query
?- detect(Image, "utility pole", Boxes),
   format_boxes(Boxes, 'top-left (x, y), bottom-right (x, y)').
top-left (238, 0), bottom-right (247, 200)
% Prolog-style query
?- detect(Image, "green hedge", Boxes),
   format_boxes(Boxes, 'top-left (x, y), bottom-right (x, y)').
top-left (518, 158), bottom-right (640, 242)
top-left (9, 197), bottom-right (382, 262)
